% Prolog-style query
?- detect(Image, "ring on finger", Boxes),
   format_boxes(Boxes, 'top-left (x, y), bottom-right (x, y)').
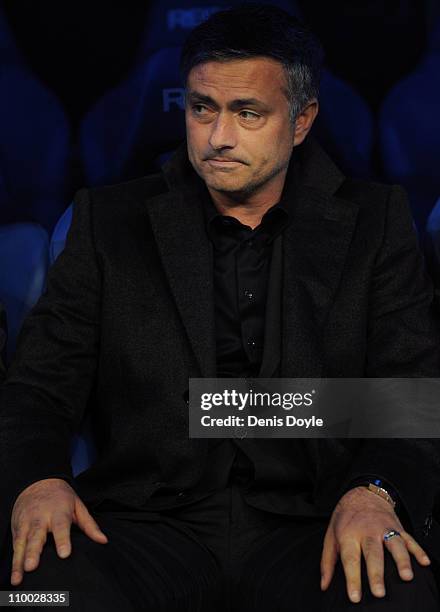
top-left (383, 528), bottom-right (401, 542)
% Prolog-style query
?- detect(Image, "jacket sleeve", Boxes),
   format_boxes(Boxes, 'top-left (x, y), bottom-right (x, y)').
top-left (336, 185), bottom-right (440, 532)
top-left (0, 188), bottom-right (100, 528)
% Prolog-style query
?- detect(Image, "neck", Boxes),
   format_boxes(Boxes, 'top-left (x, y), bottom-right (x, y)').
top-left (206, 167), bottom-right (288, 230)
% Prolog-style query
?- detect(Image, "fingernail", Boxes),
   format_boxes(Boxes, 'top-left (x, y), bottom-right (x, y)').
top-left (374, 585), bottom-right (385, 597)
top-left (350, 590), bottom-right (361, 602)
top-left (422, 555), bottom-right (431, 564)
top-left (402, 568), bottom-right (413, 579)
top-left (24, 558), bottom-right (34, 570)
top-left (320, 576), bottom-right (325, 589)
top-left (59, 546), bottom-right (69, 557)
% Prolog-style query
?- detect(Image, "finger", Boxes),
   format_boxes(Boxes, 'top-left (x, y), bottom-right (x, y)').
top-left (74, 499), bottom-right (108, 543)
top-left (384, 535), bottom-right (414, 581)
top-left (320, 528), bottom-right (338, 590)
top-left (339, 542), bottom-right (362, 603)
top-left (50, 513), bottom-right (73, 558)
top-left (399, 531), bottom-right (431, 566)
top-left (362, 535), bottom-right (386, 598)
top-left (23, 523), bottom-right (47, 572)
top-left (10, 525), bottom-right (29, 586)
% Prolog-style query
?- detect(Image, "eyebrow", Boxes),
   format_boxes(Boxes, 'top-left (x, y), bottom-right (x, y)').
top-left (187, 90), bottom-right (270, 112)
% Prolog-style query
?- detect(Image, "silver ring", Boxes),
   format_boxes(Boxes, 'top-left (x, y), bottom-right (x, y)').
top-left (383, 529), bottom-right (401, 542)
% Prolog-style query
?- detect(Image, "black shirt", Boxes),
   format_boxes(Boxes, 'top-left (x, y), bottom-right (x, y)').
top-left (199, 182), bottom-right (290, 378)
top-left (191, 176), bottom-right (293, 490)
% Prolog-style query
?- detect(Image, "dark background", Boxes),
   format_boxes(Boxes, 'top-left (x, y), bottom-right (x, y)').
top-left (2, 0), bottom-right (438, 126)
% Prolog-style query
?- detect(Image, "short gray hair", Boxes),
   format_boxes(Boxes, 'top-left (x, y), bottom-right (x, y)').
top-left (282, 61), bottom-right (320, 123)
top-left (180, 4), bottom-right (324, 124)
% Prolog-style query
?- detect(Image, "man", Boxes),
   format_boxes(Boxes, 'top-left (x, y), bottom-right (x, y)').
top-left (1, 5), bottom-right (439, 611)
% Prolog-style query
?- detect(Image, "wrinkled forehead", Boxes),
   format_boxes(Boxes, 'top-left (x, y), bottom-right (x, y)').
top-left (186, 58), bottom-right (289, 104)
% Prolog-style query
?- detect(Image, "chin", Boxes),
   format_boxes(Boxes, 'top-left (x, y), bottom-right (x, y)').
top-left (205, 174), bottom-right (247, 192)
top-left (208, 181), bottom-right (247, 194)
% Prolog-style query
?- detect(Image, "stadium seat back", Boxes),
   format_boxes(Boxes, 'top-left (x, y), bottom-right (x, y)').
top-left (0, 223), bottom-right (49, 361)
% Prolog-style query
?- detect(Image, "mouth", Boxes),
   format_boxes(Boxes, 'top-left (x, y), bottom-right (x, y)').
top-left (206, 159), bottom-right (243, 168)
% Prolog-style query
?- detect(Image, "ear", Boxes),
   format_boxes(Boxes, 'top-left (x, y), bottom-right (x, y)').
top-left (293, 99), bottom-right (319, 147)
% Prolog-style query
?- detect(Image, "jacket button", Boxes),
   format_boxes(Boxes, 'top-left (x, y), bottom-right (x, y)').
top-left (177, 491), bottom-right (187, 497)
top-left (423, 514), bottom-right (433, 536)
top-left (153, 481), bottom-right (163, 486)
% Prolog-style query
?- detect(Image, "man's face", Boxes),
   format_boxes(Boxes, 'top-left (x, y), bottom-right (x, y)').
top-left (185, 57), bottom-right (295, 198)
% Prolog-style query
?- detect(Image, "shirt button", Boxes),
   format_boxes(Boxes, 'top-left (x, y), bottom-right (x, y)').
top-left (247, 339), bottom-right (256, 347)
top-left (247, 239), bottom-right (254, 247)
top-left (244, 289), bottom-right (254, 300)
top-left (233, 427), bottom-right (248, 439)
top-left (177, 491), bottom-right (187, 498)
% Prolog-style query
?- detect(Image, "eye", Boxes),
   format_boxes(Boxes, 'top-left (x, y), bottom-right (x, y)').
top-left (239, 110), bottom-right (260, 121)
top-left (192, 104), bottom-right (209, 115)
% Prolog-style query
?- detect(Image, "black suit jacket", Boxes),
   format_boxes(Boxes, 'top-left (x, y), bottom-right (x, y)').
top-left (1, 137), bottom-right (440, 559)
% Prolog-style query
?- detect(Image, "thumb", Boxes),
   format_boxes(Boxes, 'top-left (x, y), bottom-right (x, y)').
top-left (73, 497), bottom-right (108, 543)
top-left (320, 525), bottom-right (338, 591)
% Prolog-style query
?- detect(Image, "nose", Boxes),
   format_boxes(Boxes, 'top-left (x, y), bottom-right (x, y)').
top-left (208, 112), bottom-right (237, 151)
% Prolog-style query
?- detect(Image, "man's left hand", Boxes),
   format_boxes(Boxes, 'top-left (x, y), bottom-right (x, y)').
top-left (320, 486), bottom-right (432, 603)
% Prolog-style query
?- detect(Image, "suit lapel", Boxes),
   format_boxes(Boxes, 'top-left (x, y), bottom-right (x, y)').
top-left (280, 183), bottom-right (359, 377)
top-left (145, 185), bottom-right (217, 378)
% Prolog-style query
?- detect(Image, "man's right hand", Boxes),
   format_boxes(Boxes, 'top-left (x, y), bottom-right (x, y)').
top-left (10, 478), bottom-right (108, 586)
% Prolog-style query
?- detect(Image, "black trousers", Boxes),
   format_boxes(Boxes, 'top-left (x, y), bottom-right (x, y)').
top-left (1, 479), bottom-right (439, 611)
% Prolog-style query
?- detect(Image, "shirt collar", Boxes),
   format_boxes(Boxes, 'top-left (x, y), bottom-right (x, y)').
top-left (199, 154), bottom-right (295, 250)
